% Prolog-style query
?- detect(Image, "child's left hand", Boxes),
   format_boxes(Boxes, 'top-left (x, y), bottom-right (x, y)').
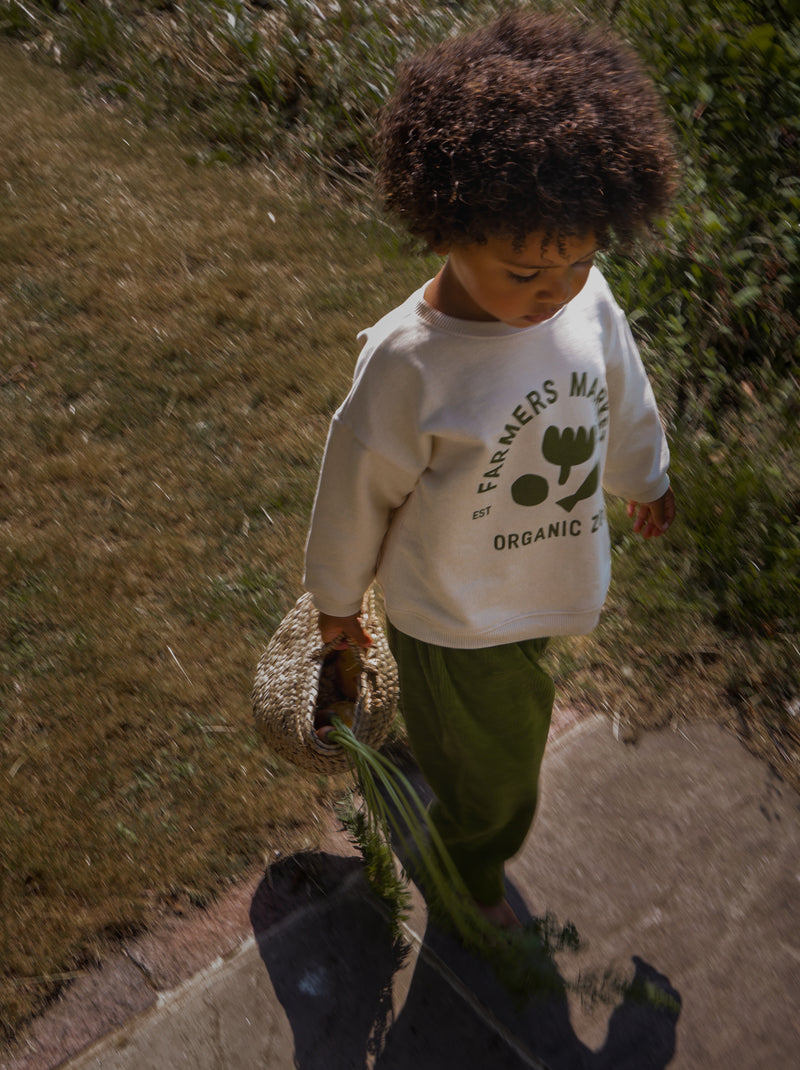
top-left (627, 486), bottom-right (675, 538)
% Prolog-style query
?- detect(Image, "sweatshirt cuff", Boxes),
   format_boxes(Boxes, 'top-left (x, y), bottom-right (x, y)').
top-left (630, 472), bottom-right (670, 503)
top-left (308, 592), bottom-right (366, 619)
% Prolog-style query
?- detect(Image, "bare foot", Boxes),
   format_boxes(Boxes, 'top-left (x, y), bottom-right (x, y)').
top-left (476, 898), bottom-right (522, 929)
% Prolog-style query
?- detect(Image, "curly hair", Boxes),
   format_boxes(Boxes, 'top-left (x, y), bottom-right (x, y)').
top-left (376, 10), bottom-right (677, 250)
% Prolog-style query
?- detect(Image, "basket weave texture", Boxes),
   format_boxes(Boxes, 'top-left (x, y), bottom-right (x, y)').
top-left (252, 590), bottom-right (399, 773)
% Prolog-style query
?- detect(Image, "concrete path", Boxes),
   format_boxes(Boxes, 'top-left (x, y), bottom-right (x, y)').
top-left (7, 713), bottom-right (800, 1069)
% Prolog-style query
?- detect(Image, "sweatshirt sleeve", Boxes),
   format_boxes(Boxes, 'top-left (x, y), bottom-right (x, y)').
top-left (602, 309), bottom-right (670, 503)
top-left (303, 417), bottom-right (424, 618)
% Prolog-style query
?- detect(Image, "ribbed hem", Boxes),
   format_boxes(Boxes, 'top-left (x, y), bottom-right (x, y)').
top-left (306, 593), bottom-right (365, 618)
top-left (383, 607), bottom-right (601, 649)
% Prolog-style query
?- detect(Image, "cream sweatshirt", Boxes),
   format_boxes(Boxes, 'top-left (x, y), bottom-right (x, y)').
top-left (303, 267), bottom-right (669, 649)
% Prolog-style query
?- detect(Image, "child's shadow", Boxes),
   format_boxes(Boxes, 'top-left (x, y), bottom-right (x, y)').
top-left (250, 853), bottom-right (681, 1070)
top-left (249, 851), bottom-right (409, 1070)
top-left (375, 891), bottom-right (681, 1070)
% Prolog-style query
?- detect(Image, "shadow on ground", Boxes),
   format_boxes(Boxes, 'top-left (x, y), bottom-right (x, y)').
top-left (250, 851), bottom-right (680, 1070)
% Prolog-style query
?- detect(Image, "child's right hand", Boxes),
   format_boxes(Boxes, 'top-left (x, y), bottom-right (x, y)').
top-left (318, 612), bottom-right (372, 650)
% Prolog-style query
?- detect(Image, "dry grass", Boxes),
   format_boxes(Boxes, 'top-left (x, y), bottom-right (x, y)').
top-left (0, 40), bottom-right (427, 1040)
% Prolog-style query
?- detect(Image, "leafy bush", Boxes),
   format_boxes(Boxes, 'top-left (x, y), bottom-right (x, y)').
top-left (608, 0), bottom-right (799, 398)
top-left (670, 424), bottom-right (800, 634)
top-left (1, 0), bottom-right (496, 171)
top-left (599, 0), bottom-right (800, 636)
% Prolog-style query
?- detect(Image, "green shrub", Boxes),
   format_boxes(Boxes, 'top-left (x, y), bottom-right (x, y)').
top-left (595, 1), bottom-right (800, 638)
top-left (608, 0), bottom-right (799, 399)
top-left (1, 0), bottom-right (499, 170)
top-left (671, 426), bottom-right (800, 634)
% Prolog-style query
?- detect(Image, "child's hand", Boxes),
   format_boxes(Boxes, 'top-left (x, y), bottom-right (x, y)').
top-left (627, 486), bottom-right (675, 538)
top-left (318, 612), bottom-right (372, 649)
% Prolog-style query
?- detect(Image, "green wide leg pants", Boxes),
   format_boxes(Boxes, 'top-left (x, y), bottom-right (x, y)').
top-left (386, 624), bottom-right (555, 907)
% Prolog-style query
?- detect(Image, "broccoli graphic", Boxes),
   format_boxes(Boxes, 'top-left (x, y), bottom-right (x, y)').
top-left (542, 425), bottom-right (596, 485)
top-left (509, 423), bottom-right (599, 513)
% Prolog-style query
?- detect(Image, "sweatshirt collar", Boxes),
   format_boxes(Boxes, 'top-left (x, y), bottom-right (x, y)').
top-left (413, 283), bottom-right (568, 339)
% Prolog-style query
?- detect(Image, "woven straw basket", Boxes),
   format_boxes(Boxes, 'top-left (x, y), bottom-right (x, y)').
top-left (252, 589), bottom-right (399, 774)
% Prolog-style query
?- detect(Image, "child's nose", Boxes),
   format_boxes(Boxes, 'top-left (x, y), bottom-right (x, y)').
top-left (537, 269), bottom-right (571, 304)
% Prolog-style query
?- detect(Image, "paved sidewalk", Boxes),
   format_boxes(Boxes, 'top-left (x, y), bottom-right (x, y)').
top-left (6, 713), bottom-right (800, 1069)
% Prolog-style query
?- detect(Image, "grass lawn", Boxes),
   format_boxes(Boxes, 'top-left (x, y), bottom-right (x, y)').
top-left (0, 39), bottom-right (429, 1039)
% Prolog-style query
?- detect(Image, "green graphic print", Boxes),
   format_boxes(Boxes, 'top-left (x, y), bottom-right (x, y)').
top-left (511, 424), bottom-right (599, 514)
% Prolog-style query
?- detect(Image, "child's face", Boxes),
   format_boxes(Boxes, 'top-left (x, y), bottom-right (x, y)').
top-left (430, 230), bottom-right (598, 328)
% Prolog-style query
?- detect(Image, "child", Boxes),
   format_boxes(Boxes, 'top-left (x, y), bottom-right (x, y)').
top-left (303, 11), bottom-right (676, 928)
